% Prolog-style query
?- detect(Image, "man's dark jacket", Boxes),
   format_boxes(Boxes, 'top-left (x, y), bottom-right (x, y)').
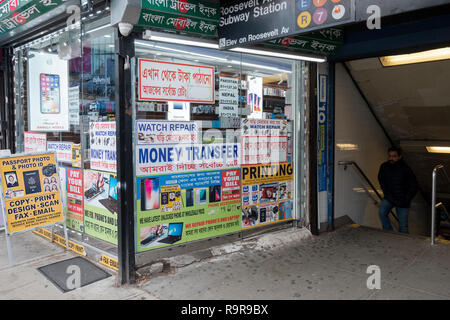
top-left (378, 159), bottom-right (418, 208)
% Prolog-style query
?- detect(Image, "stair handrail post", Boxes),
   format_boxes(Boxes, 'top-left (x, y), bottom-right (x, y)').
top-left (432, 164), bottom-right (444, 246)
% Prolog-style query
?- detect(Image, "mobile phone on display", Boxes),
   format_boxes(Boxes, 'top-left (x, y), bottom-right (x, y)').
top-left (140, 178), bottom-right (160, 211)
top-left (186, 189), bottom-right (194, 207)
top-left (40, 73), bottom-right (61, 114)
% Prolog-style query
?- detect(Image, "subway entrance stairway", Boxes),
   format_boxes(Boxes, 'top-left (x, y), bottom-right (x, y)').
top-left (1, 224), bottom-right (450, 299)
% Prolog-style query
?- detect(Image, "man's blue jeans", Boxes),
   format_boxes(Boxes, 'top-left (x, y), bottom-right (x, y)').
top-left (379, 198), bottom-right (409, 233)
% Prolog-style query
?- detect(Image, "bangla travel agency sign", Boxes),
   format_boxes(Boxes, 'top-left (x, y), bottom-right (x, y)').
top-left (139, 0), bottom-right (220, 36)
top-left (0, 0), bottom-right (67, 36)
top-left (218, 0), bottom-right (355, 49)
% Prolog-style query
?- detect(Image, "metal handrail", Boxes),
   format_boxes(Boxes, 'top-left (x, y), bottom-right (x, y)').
top-left (338, 161), bottom-right (399, 223)
top-left (436, 202), bottom-right (450, 220)
top-left (431, 165), bottom-right (450, 245)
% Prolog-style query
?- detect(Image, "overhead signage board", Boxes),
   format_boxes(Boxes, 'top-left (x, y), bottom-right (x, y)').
top-left (142, 0), bottom-right (220, 20)
top-left (138, 0), bottom-right (220, 36)
top-left (0, 0), bottom-right (68, 37)
top-left (261, 28), bottom-right (344, 55)
top-left (218, 0), bottom-right (355, 49)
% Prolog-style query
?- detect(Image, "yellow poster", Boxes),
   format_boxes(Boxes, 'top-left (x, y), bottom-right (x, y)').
top-left (241, 162), bottom-right (294, 185)
top-left (0, 153), bottom-right (64, 234)
top-left (72, 144), bottom-right (82, 168)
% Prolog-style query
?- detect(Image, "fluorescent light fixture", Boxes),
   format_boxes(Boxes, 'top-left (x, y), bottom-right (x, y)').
top-left (142, 30), bottom-right (219, 49)
top-left (426, 146), bottom-right (450, 154)
top-left (231, 60), bottom-right (291, 73)
top-left (86, 24), bottom-right (111, 34)
top-left (230, 47), bottom-right (326, 63)
top-left (336, 143), bottom-right (359, 151)
top-left (380, 47), bottom-right (450, 67)
top-left (135, 40), bottom-right (227, 61)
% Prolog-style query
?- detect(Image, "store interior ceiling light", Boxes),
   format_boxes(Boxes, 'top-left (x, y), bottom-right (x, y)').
top-left (380, 47), bottom-right (450, 66)
top-left (86, 24), bottom-right (111, 34)
top-left (230, 47), bottom-right (326, 63)
top-left (136, 41), bottom-right (228, 61)
top-left (142, 30), bottom-right (219, 49)
top-left (134, 40), bottom-right (294, 74)
top-left (426, 146), bottom-right (450, 154)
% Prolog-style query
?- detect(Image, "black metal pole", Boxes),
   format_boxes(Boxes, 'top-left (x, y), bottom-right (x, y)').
top-left (115, 29), bottom-right (136, 285)
top-left (327, 62), bottom-right (335, 232)
top-left (309, 62), bottom-right (319, 236)
top-left (4, 47), bottom-right (15, 152)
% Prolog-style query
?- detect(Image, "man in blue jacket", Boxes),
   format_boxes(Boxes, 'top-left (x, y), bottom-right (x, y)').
top-left (378, 147), bottom-right (418, 233)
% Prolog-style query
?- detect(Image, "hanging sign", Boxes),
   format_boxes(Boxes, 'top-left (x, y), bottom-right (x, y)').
top-left (27, 52), bottom-right (69, 132)
top-left (218, 0), bottom-right (355, 49)
top-left (219, 77), bottom-right (239, 117)
top-left (247, 76), bottom-right (263, 119)
top-left (138, 59), bottom-right (215, 103)
top-left (89, 122), bottom-right (117, 173)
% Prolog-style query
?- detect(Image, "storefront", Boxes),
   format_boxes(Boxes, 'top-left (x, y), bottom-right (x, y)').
top-left (0, 0), bottom-right (335, 284)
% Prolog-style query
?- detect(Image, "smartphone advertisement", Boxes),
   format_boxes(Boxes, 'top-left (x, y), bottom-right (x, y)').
top-left (136, 169), bottom-right (242, 252)
top-left (247, 76), bottom-right (263, 119)
top-left (28, 52), bottom-right (69, 131)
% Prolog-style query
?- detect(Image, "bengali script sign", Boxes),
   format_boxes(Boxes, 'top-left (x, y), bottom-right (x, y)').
top-left (138, 59), bottom-right (215, 103)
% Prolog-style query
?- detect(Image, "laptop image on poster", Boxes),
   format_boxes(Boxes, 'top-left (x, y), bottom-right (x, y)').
top-left (99, 175), bottom-right (118, 214)
top-left (157, 223), bottom-right (183, 244)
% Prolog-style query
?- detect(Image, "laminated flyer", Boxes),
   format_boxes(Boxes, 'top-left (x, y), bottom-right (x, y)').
top-left (135, 119), bottom-right (242, 252)
top-left (136, 169), bottom-right (241, 252)
top-left (0, 152), bottom-right (64, 234)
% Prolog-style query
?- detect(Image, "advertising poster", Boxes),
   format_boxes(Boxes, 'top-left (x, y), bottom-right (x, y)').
top-left (318, 74), bottom-right (328, 192)
top-left (138, 59), bottom-right (215, 103)
top-left (72, 144), bottom-right (81, 168)
top-left (66, 168), bottom-right (83, 232)
top-left (247, 77), bottom-right (263, 119)
top-left (136, 120), bottom-right (241, 251)
top-left (83, 169), bottom-right (117, 244)
top-left (168, 101), bottom-right (191, 121)
top-left (0, 152), bottom-right (64, 234)
top-left (24, 132), bottom-right (47, 153)
top-left (241, 162), bottom-right (294, 229)
top-left (136, 169), bottom-right (241, 252)
top-left (68, 86), bottom-right (80, 126)
top-left (27, 52), bottom-right (69, 131)
top-left (219, 77), bottom-right (239, 117)
top-left (89, 122), bottom-right (117, 173)
top-left (137, 143), bottom-right (240, 176)
top-left (241, 119), bottom-right (288, 165)
top-left (137, 120), bottom-right (200, 145)
top-left (47, 141), bottom-right (73, 163)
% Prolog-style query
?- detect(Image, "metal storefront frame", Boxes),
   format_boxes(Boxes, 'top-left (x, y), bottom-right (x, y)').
top-left (126, 35), bottom-right (310, 271)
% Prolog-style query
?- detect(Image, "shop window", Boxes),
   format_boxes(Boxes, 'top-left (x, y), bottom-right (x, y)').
top-left (133, 40), bottom-right (297, 253)
top-left (13, 18), bottom-right (118, 253)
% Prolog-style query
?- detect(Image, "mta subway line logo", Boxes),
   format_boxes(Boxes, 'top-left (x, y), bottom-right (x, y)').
top-left (297, 0), bottom-right (348, 29)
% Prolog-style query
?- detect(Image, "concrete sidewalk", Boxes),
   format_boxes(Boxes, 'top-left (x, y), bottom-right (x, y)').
top-left (136, 225), bottom-right (450, 300)
top-left (1, 225), bottom-right (450, 300)
top-left (0, 231), bottom-right (155, 300)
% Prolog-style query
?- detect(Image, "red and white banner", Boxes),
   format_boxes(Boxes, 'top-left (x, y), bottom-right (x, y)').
top-left (138, 59), bottom-right (215, 103)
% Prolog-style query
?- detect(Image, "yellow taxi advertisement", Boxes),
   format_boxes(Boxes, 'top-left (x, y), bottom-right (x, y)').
top-left (0, 152), bottom-right (64, 235)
